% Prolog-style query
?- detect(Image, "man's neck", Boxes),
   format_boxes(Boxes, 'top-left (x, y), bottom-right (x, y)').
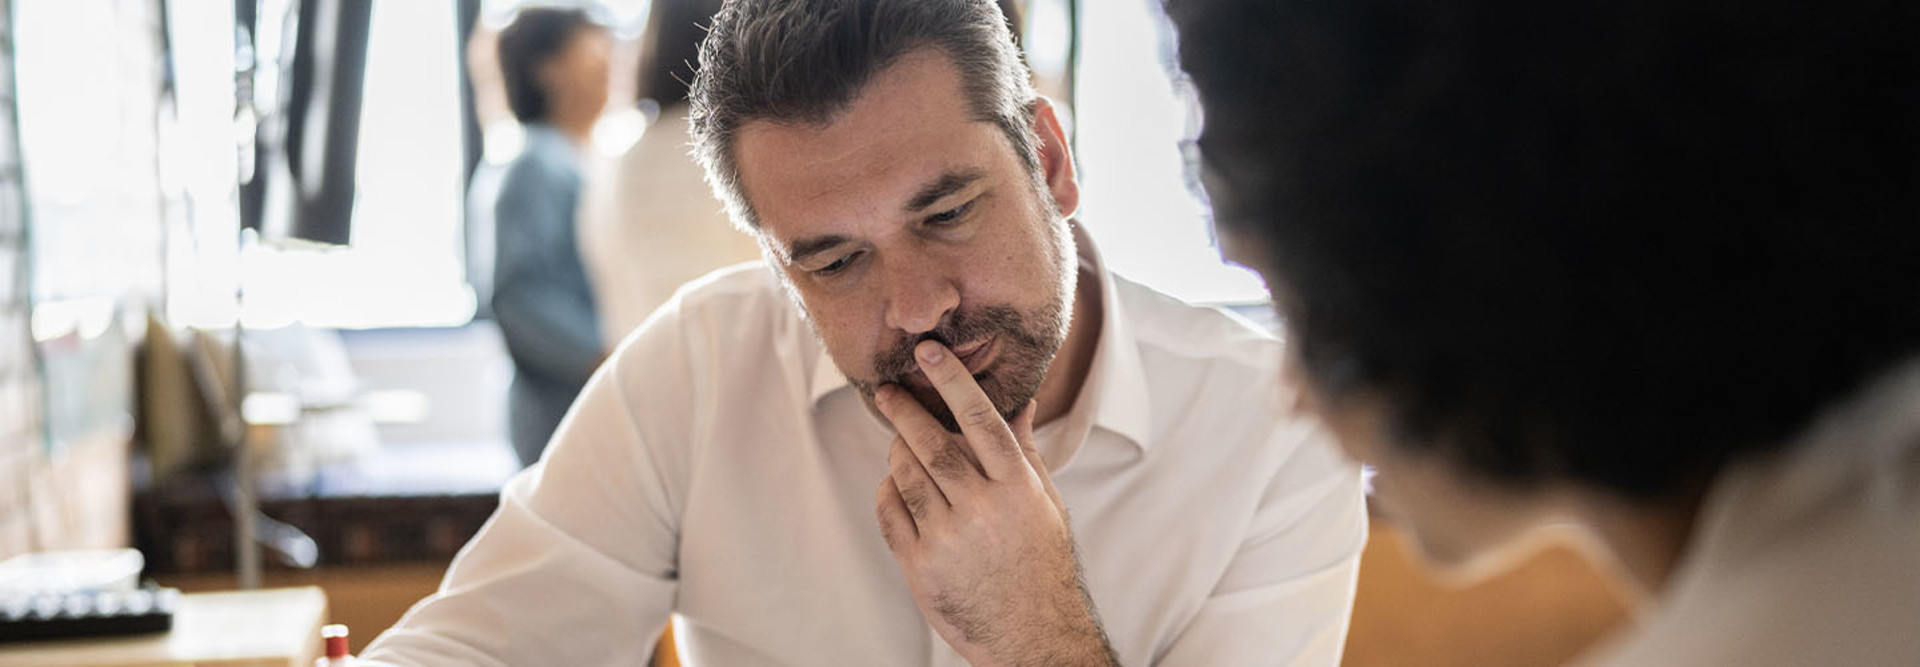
top-left (1031, 223), bottom-right (1105, 428)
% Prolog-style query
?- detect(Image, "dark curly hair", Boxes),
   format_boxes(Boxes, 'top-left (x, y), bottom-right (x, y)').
top-left (1168, 0), bottom-right (1920, 500)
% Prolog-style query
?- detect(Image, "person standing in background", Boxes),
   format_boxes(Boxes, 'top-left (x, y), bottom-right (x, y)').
top-left (490, 7), bottom-right (613, 467)
top-left (580, 0), bottom-right (762, 344)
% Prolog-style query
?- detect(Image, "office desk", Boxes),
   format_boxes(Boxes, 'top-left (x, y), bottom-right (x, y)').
top-left (0, 587), bottom-right (327, 667)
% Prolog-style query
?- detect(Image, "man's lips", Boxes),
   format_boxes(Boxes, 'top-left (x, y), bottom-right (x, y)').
top-left (952, 336), bottom-right (995, 373)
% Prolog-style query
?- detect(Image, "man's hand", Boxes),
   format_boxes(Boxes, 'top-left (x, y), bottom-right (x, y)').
top-left (873, 340), bottom-right (1119, 667)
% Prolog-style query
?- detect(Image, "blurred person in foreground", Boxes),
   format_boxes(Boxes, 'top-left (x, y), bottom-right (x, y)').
top-left (360, 0), bottom-right (1366, 664)
top-left (884, 0), bottom-right (1920, 664)
top-left (489, 7), bottom-right (614, 467)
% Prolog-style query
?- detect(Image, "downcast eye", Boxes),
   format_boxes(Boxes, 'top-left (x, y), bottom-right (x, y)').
top-left (814, 250), bottom-right (862, 276)
top-left (925, 199), bottom-right (975, 227)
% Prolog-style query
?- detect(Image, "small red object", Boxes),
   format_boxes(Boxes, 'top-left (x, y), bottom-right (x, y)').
top-left (322, 624), bottom-right (350, 659)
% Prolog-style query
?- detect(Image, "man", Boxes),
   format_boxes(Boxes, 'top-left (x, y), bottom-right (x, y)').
top-left (361, 1), bottom-right (1365, 665)
top-left (901, 0), bottom-right (1920, 665)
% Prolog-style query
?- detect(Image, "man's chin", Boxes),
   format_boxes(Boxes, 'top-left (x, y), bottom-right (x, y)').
top-left (887, 375), bottom-right (1026, 434)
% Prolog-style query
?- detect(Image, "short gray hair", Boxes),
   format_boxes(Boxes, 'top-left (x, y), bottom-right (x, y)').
top-left (689, 0), bottom-right (1038, 230)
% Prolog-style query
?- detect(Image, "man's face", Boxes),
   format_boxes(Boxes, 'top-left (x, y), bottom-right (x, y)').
top-left (733, 49), bottom-right (1078, 431)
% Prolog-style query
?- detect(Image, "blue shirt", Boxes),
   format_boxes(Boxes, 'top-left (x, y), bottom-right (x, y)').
top-left (491, 123), bottom-right (604, 465)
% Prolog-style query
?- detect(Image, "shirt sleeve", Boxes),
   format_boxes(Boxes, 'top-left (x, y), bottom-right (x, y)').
top-left (357, 313), bottom-right (693, 665)
top-left (1154, 428), bottom-right (1370, 666)
top-left (490, 158), bottom-right (605, 387)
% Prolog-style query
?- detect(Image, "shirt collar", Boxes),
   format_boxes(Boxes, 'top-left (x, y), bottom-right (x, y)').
top-left (807, 223), bottom-right (1155, 453)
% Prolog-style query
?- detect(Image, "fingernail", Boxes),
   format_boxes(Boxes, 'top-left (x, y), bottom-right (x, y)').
top-left (917, 341), bottom-right (945, 365)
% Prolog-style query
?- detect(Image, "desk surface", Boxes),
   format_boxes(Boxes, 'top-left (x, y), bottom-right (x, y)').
top-left (0, 587), bottom-right (327, 667)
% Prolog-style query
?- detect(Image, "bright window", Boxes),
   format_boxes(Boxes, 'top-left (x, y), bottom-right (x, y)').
top-left (1073, 0), bottom-right (1267, 304)
top-left (162, 2), bottom-right (473, 330)
top-left (238, 1), bottom-right (473, 330)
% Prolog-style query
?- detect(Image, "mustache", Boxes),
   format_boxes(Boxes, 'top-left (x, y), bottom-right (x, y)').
top-left (873, 305), bottom-right (1035, 382)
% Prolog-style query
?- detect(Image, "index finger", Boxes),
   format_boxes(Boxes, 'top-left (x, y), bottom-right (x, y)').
top-left (876, 385), bottom-right (986, 491)
top-left (911, 339), bottom-right (1026, 480)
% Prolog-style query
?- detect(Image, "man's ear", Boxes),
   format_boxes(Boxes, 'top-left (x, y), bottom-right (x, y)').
top-left (1032, 97), bottom-right (1080, 219)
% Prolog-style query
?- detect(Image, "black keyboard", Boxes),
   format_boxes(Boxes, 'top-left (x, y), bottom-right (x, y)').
top-left (0, 585), bottom-right (178, 643)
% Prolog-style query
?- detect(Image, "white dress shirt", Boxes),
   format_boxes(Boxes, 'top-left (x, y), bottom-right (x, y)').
top-left (1582, 360), bottom-right (1920, 666)
top-left (362, 253), bottom-right (1368, 666)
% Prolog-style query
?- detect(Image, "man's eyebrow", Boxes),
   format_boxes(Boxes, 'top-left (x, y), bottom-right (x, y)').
top-left (784, 234), bottom-right (855, 265)
top-left (905, 169), bottom-right (986, 213)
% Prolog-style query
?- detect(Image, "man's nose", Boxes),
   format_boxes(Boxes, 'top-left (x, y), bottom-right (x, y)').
top-left (882, 256), bottom-right (959, 335)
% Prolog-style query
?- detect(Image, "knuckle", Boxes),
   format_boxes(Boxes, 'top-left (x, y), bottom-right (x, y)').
top-left (959, 401), bottom-right (1001, 428)
top-left (928, 444), bottom-right (976, 479)
top-left (891, 458), bottom-right (918, 480)
top-left (902, 489), bottom-right (931, 518)
top-left (916, 424), bottom-right (951, 450)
